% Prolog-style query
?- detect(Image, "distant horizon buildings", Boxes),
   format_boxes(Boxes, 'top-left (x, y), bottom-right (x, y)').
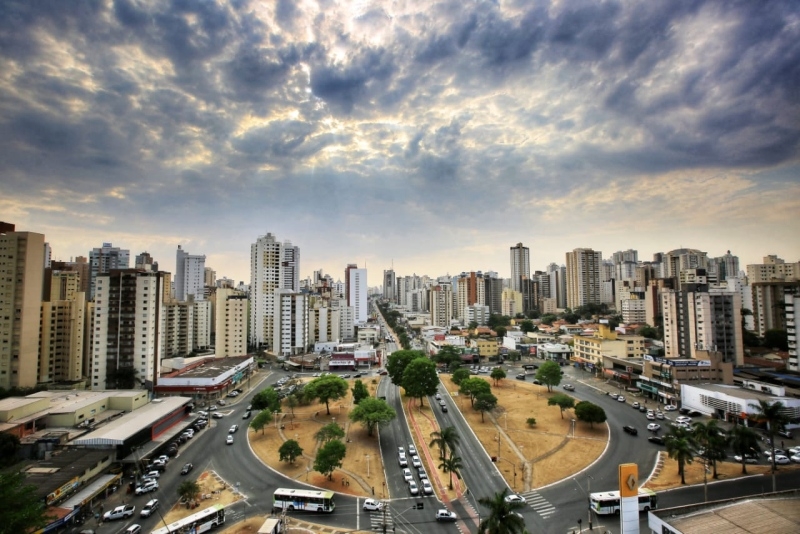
top-left (510, 242), bottom-right (530, 293)
top-left (88, 242), bottom-right (129, 300)
top-left (565, 248), bottom-right (602, 309)
top-left (175, 245), bottom-right (206, 301)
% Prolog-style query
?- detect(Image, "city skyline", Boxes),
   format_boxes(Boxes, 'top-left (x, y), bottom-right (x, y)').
top-left (1, 1), bottom-right (798, 283)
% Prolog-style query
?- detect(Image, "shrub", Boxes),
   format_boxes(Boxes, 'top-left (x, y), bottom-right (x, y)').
top-left (526, 417), bottom-right (537, 427)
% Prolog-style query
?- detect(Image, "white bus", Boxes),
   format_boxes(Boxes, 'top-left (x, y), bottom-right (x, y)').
top-left (272, 488), bottom-right (335, 513)
top-left (150, 503), bottom-right (225, 534)
top-left (589, 488), bottom-right (658, 515)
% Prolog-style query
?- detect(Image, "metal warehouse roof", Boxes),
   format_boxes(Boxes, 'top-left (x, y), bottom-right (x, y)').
top-left (71, 396), bottom-right (191, 446)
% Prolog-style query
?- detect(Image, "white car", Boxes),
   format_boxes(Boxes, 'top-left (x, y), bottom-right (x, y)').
top-left (411, 455), bottom-right (422, 468)
top-left (675, 416), bottom-right (692, 424)
top-left (436, 509), bottom-right (458, 522)
top-left (663, 405), bottom-right (677, 411)
top-left (135, 480), bottom-right (158, 495)
top-left (617, 396), bottom-right (626, 402)
top-left (504, 493), bottom-right (525, 504)
top-left (363, 498), bottom-right (384, 511)
top-left (140, 499), bottom-right (159, 517)
top-left (398, 454), bottom-right (408, 467)
top-left (403, 468), bottom-right (413, 482)
top-left (790, 454), bottom-right (800, 463)
top-left (646, 413), bottom-right (656, 420)
top-left (647, 423), bottom-right (661, 432)
top-left (408, 444), bottom-right (417, 455)
top-left (734, 454), bottom-right (758, 464)
top-left (768, 454), bottom-right (791, 465)
top-left (408, 481), bottom-right (419, 495)
top-left (226, 435), bottom-right (234, 445)
top-left (103, 505), bottom-right (135, 521)
top-left (655, 412), bottom-right (665, 420)
top-left (422, 479), bottom-right (433, 495)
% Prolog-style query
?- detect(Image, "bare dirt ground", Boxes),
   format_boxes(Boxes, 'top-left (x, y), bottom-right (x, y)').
top-left (161, 470), bottom-right (244, 524)
top-left (645, 454), bottom-right (800, 490)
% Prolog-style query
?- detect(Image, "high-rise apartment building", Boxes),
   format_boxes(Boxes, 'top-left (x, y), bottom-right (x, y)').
top-left (662, 248), bottom-right (708, 281)
top-left (751, 281), bottom-right (799, 336)
top-left (509, 243), bottom-right (530, 292)
top-left (547, 263), bottom-right (567, 309)
top-left (273, 290), bottom-right (309, 357)
top-left (135, 251), bottom-right (159, 271)
top-left (746, 255), bottom-right (800, 283)
top-left (786, 291), bottom-right (799, 371)
top-left (250, 233), bottom-right (299, 350)
top-left (456, 272), bottom-right (485, 321)
top-left (0, 229), bottom-right (45, 389)
top-left (40, 270), bottom-right (86, 385)
top-left (484, 275), bottom-right (504, 315)
top-left (383, 269), bottom-right (396, 303)
top-left (175, 246), bottom-right (206, 301)
top-left (347, 266), bottom-right (368, 324)
top-left (429, 285), bottom-right (453, 327)
top-left (565, 248), bottom-right (602, 309)
top-left (89, 243), bottom-right (130, 300)
top-left (91, 269), bottom-right (166, 390)
top-left (161, 300), bottom-right (194, 358)
top-left (215, 288), bottom-right (248, 358)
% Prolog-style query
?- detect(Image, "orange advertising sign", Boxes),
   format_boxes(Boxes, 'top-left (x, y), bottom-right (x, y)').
top-left (618, 463), bottom-right (639, 497)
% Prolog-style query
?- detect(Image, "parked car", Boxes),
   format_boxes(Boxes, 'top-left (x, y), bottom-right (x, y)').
top-left (734, 454), bottom-right (758, 464)
top-left (562, 383), bottom-right (575, 391)
top-left (790, 454), bottom-right (800, 464)
top-left (617, 396), bottom-right (626, 403)
top-left (648, 436), bottom-right (666, 446)
top-left (436, 509), bottom-right (458, 522)
top-left (363, 498), bottom-right (384, 511)
top-left (623, 425), bottom-right (638, 435)
top-left (655, 412), bottom-right (665, 420)
top-left (768, 454), bottom-right (791, 465)
top-left (180, 463), bottom-right (193, 475)
top-left (778, 429), bottom-right (794, 439)
top-left (663, 405), bottom-right (677, 411)
top-left (135, 480), bottom-right (158, 495)
top-left (103, 505), bottom-right (135, 521)
top-left (140, 499), bottom-right (159, 517)
top-left (675, 416), bottom-right (692, 424)
top-left (632, 401), bottom-right (640, 409)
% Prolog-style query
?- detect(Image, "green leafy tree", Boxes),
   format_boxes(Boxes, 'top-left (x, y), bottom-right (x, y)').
top-left (435, 345), bottom-right (462, 370)
top-left (548, 393), bottom-right (575, 419)
top-left (490, 367), bottom-right (506, 386)
top-left (252, 387), bottom-right (281, 413)
top-left (519, 320), bottom-right (534, 333)
top-left (459, 377), bottom-right (491, 407)
top-left (284, 394), bottom-right (299, 422)
top-left (430, 426), bottom-right (461, 460)
top-left (178, 479), bottom-right (201, 503)
top-left (315, 422), bottom-right (345, 443)
top-left (750, 399), bottom-right (790, 473)
top-left (468, 321), bottom-right (479, 330)
top-left (304, 375), bottom-right (349, 415)
top-left (506, 350), bottom-right (520, 362)
top-left (665, 426), bottom-right (695, 485)
top-left (402, 358), bottom-right (439, 406)
top-left (730, 425), bottom-right (761, 474)
top-left (314, 439), bottom-right (347, 481)
top-left (0, 432), bottom-right (21, 467)
top-left (535, 361), bottom-right (562, 392)
top-left (540, 314), bottom-right (557, 326)
top-left (636, 324), bottom-right (659, 339)
top-left (349, 397), bottom-right (397, 436)
top-left (474, 392), bottom-right (498, 422)
top-left (0, 471), bottom-right (52, 533)
top-left (278, 439), bottom-right (303, 464)
top-left (386, 350), bottom-right (425, 385)
top-left (495, 326), bottom-right (507, 338)
top-left (574, 401), bottom-right (606, 428)
top-left (451, 368), bottom-right (471, 385)
top-left (478, 487), bottom-right (527, 534)
top-left (250, 410), bottom-right (273, 434)
top-left (438, 454), bottom-right (463, 490)
top-left (763, 329), bottom-right (788, 351)
top-left (351, 380), bottom-right (369, 405)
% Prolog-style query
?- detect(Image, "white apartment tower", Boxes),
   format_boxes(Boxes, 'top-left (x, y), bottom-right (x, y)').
top-left (89, 242), bottom-right (130, 300)
top-left (273, 290), bottom-right (309, 357)
top-left (786, 291), bottom-right (799, 371)
top-left (175, 246), bottom-right (206, 301)
top-left (565, 248), bottom-right (602, 309)
top-left (510, 243), bottom-right (530, 292)
top-left (91, 269), bottom-right (166, 390)
top-left (346, 265), bottom-right (368, 324)
top-left (429, 285), bottom-right (453, 328)
top-left (250, 233), bottom-right (299, 350)
top-left (215, 288), bottom-right (248, 358)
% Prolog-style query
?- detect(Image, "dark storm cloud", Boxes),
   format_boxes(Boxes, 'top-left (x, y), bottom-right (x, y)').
top-left (230, 120), bottom-right (345, 165)
top-left (310, 48), bottom-right (397, 113)
top-left (471, 7), bottom-right (548, 67)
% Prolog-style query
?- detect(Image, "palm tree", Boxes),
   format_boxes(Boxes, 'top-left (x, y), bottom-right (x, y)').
top-left (730, 424), bottom-right (761, 474)
top-left (178, 480), bottom-right (201, 504)
top-left (477, 488), bottom-right (526, 534)
top-left (665, 426), bottom-right (695, 485)
top-left (430, 426), bottom-right (460, 460)
top-left (439, 455), bottom-right (463, 490)
top-left (691, 420), bottom-right (728, 479)
top-left (749, 399), bottom-right (789, 473)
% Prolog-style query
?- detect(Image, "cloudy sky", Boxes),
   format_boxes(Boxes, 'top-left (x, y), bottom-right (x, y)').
top-left (1, 0), bottom-right (798, 285)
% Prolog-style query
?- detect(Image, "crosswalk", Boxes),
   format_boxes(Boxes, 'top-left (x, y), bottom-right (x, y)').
top-left (367, 511), bottom-right (394, 532)
top-left (519, 489), bottom-right (556, 517)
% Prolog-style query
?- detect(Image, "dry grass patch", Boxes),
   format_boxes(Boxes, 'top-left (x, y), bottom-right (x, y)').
top-left (645, 456), bottom-right (799, 491)
top-left (161, 470), bottom-right (243, 524)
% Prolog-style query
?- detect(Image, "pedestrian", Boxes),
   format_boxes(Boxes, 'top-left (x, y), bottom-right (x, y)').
top-left (781, 440), bottom-right (785, 449)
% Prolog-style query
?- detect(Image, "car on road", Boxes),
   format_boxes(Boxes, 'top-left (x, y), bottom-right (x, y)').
top-left (663, 404), bottom-right (677, 411)
top-left (734, 454), bottom-right (758, 464)
top-left (209, 405), bottom-right (217, 411)
top-left (436, 509), bottom-right (458, 522)
top-left (440, 404), bottom-right (448, 413)
top-left (226, 435), bottom-right (234, 445)
top-left (617, 396), bottom-right (626, 402)
top-left (434, 393), bottom-right (441, 400)
top-left (675, 416), bottom-right (692, 424)
top-left (140, 499), bottom-right (159, 518)
top-left (623, 425), bottom-right (638, 435)
top-left (778, 429), bottom-right (794, 439)
top-left (422, 479), bottom-right (433, 494)
top-left (408, 481), bottom-right (419, 495)
top-left (363, 498), bottom-right (384, 511)
top-left (655, 412), bottom-right (665, 420)
top-left (212, 412), bottom-right (224, 419)
top-left (408, 444), bottom-right (417, 455)
top-left (229, 424), bottom-right (238, 434)
top-left (418, 468), bottom-right (427, 479)
top-left (648, 436), bottom-right (666, 445)
top-left (647, 423), bottom-right (661, 432)
top-left (411, 455), bottom-right (422, 468)
top-left (504, 493), bottom-right (525, 504)
top-left (515, 374), bottom-right (526, 380)
top-left (790, 454), bottom-right (800, 463)
top-left (180, 463), bottom-right (193, 475)
top-left (135, 479), bottom-right (158, 495)
top-left (532, 379), bottom-right (542, 385)
top-left (124, 525), bottom-right (142, 534)
top-left (144, 470), bottom-right (160, 479)
top-left (562, 383), bottom-right (575, 391)
top-left (398, 454), bottom-right (408, 467)
top-left (767, 454), bottom-right (791, 465)
top-left (403, 468), bottom-right (413, 482)
top-left (103, 505), bottom-right (135, 521)
top-left (646, 413), bottom-right (656, 420)
top-left (639, 405), bottom-right (648, 413)
top-left (227, 391), bottom-right (239, 397)
top-left (632, 401), bottom-right (640, 409)
top-left (218, 399), bottom-right (226, 406)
